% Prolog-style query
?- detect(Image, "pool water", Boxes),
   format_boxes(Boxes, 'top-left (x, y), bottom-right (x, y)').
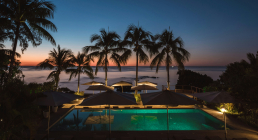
top-left (50, 109), bottom-right (229, 131)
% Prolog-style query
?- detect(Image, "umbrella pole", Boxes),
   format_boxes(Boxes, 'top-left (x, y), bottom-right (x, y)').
top-left (167, 105), bottom-right (169, 140)
top-left (122, 86), bottom-right (123, 93)
top-left (109, 104), bottom-right (111, 140)
top-left (48, 106), bottom-right (50, 140)
top-left (225, 112), bottom-right (227, 140)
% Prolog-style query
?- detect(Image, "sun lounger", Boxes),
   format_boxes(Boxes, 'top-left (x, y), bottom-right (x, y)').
top-left (113, 106), bottom-right (119, 109)
top-left (105, 107), bottom-right (109, 109)
top-left (205, 136), bottom-right (222, 140)
top-left (83, 107), bottom-right (90, 109)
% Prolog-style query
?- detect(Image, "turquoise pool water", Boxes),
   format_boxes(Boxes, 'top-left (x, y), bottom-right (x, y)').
top-left (50, 109), bottom-right (229, 131)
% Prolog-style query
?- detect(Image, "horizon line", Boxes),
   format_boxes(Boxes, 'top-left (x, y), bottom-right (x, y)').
top-left (20, 65), bottom-right (227, 67)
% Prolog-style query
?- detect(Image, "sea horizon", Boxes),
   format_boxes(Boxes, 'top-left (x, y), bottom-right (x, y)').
top-left (20, 66), bottom-right (227, 93)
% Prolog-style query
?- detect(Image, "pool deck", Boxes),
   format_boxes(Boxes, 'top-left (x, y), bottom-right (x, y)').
top-left (35, 97), bottom-right (258, 140)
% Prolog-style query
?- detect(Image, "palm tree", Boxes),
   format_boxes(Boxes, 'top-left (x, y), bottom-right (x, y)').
top-left (150, 29), bottom-right (190, 90)
top-left (66, 52), bottom-right (94, 93)
top-left (0, 0), bottom-right (57, 79)
top-left (83, 28), bottom-right (124, 86)
top-left (37, 45), bottom-right (73, 91)
top-left (122, 24), bottom-right (156, 93)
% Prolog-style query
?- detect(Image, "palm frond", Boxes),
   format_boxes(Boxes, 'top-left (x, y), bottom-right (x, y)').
top-left (150, 48), bottom-right (166, 73)
top-left (138, 48), bottom-right (149, 64)
top-left (120, 49), bottom-right (132, 65)
top-left (29, 22), bottom-right (56, 46)
top-left (110, 53), bottom-right (121, 71)
top-left (36, 59), bottom-right (54, 69)
top-left (66, 69), bottom-right (78, 81)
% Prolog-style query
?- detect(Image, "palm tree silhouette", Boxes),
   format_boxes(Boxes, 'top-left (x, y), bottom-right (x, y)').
top-left (66, 52), bottom-right (94, 93)
top-left (122, 24), bottom-right (156, 93)
top-left (83, 28), bottom-right (123, 86)
top-left (37, 45), bottom-right (73, 91)
top-left (0, 0), bottom-right (57, 79)
top-left (150, 29), bottom-right (190, 90)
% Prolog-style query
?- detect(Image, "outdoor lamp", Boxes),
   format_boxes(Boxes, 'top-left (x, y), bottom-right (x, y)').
top-left (221, 107), bottom-right (226, 113)
top-left (221, 107), bottom-right (227, 140)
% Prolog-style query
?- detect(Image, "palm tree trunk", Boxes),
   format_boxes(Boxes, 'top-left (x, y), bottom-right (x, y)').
top-left (55, 71), bottom-right (60, 91)
top-left (166, 53), bottom-right (170, 90)
top-left (78, 70), bottom-right (80, 92)
top-left (8, 23), bottom-right (20, 80)
top-left (135, 50), bottom-right (138, 94)
top-left (105, 52), bottom-right (108, 86)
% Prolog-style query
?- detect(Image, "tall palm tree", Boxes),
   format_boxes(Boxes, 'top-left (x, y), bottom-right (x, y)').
top-left (37, 45), bottom-right (73, 91)
top-left (66, 52), bottom-right (94, 93)
top-left (0, 0), bottom-right (57, 79)
top-left (122, 24), bottom-right (156, 93)
top-left (83, 28), bottom-right (124, 86)
top-left (150, 29), bottom-right (190, 90)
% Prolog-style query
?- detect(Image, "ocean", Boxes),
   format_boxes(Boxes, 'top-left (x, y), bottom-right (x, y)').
top-left (20, 66), bottom-right (226, 93)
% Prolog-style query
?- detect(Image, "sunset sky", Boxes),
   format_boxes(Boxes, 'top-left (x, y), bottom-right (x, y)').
top-left (3, 0), bottom-right (258, 66)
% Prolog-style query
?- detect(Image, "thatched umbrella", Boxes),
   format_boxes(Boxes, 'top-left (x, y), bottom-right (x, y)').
top-left (81, 81), bottom-right (104, 85)
top-left (111, 81), bottom-right (132, 93)
top-left (82, 81), bottom-right (104, 94)
top-left (131, 85), bottom-right (158, 93)
top-left (86, 85), bottom-right (114, 93)
top-left (35, 91), bottom-right (81, 139)
top-left (138, 81), bottom-right (157, 87)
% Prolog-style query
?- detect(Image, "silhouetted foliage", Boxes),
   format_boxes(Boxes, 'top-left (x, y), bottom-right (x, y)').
top-left (176, 70), bottom-right (213, 89)
top-left (0, 0), bottom-right (57, 79)
top-left (0, 78), bottom-right (57, 139)
top-left (151, 29), bottom-right (190, 90)
top-left (218, 51), bottom-right (258, 128)
top-left (66, 52), bottom-right (93, 92)
top-left (37, 45), bottom-right (74, 91)
top-left (83, 28), bottom-right (126, 86)
top-left (121, 24), bottom-right (154, 92)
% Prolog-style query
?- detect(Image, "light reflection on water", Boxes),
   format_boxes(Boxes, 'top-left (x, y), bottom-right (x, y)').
top-left (21, 66), bottom-right (226, 93)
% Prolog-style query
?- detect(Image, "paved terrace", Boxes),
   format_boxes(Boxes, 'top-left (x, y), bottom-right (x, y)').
top-left (34, 94), bottom-right (258, 140)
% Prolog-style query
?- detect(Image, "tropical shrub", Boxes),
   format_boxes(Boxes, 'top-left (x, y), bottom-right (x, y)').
top-left (176, 70), bottom-right (213, 89)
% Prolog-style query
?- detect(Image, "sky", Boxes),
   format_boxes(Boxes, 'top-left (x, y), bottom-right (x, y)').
top-left (3, 0), bottom-right (258, 66)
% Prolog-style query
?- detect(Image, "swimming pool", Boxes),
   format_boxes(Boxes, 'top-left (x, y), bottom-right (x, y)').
top-left (50, 109), bottom-right (230, 131)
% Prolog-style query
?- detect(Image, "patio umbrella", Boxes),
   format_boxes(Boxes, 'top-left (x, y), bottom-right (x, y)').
top-left (131, 85), bottom-right (158, 93)
top-left (193, 91), bottom-right (236, 139)
top-left (82, 81), bottom-right (104, 94)
top-left (86, 85), bottom-right (114, 93)
top-left (79, 90), bottom-right (136, 138)
top-left (35, 91), bottom-right (81, 139)
top-left (111, 81), bottom-right (132, 93)
top-left (141, 90), bottom-right (200, 139)
top-left (138, 81), bottom-right (157, 87)
top-left (193, 91), bottom-right (236, 103)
